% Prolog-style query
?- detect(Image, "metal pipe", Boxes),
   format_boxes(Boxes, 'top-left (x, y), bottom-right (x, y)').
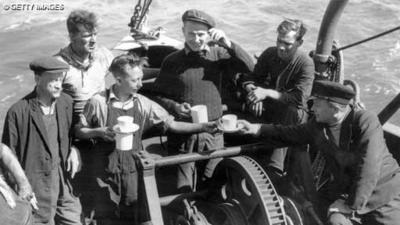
top-left (154, 143), bottom-right (270, 168)
top-left (159, 190), bottom-right (207, 206)
top-left (314, 0), bottom-right (349, 74)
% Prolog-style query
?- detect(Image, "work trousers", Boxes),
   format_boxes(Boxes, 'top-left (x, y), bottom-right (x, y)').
top-left (37, 166), bottom-right (82, 225)
top-left (266, 103), bottom-right (308, 173)
top-left (168, 132), bottom-right (224, 192)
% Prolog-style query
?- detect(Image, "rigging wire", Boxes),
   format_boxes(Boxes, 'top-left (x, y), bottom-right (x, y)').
top-left (334, 25), bottom-right (400, 52)
top-left (130, 0), bottom-right (152, 30)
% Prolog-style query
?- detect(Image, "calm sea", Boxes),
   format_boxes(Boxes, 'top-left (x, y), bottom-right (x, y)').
top-left (0, 0), bottom-right (399, 133)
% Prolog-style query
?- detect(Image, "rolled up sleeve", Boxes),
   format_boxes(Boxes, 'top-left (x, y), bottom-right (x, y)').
top-left (139, 95), bottom-right (175, 133)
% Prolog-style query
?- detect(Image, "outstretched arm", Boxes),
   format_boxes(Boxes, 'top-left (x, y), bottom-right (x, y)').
top-left (0, 143), bottom-right (37, 209)
top-left (75, 125), bottom-right (115, 142)
top-left (74, 97), bottom-right (115, 142)
top-left (238, 119), bottom-right (314, 147)
top-left (167, 121), bottom-right (218, 134)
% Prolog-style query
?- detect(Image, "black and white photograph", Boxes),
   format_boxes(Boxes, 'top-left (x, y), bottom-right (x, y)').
top-left (0, 0), bottom-right (399, 224)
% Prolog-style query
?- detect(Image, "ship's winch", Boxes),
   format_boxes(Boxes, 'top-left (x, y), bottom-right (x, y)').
top-left (136, 143), bottom-right (307, 225)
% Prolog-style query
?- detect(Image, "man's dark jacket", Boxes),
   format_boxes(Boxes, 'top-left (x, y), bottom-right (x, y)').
top-left (242, 47), bottom-right (314, 110)
top-left (259, 109), bottom-right (400, 214)
top-left (2, 90), bottom-right (74, 222)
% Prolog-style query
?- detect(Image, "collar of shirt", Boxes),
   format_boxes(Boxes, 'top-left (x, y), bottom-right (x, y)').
top-left (107, 85), bottom-right (138, 110)
top-left (38, 99), bottom-right (57, 115)
top-left (58, 44), bottom-right (96, 71)
top-left (184, 43), bottom-right (210, 57)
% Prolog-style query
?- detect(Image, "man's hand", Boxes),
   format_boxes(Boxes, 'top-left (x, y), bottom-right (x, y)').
top-left (244, 83), bottom-right (257, 93)
top-left (174, 102), bottom-right (192, 118)
top-left (327, 199), bottom-right (354, 225)
top-left (18, 182), bottom-right (33, 199)
top-left (328, 199), bottom-right (353, 215)
top-left (29, 193), bottom-right (39, 210)
top-left (209, 28), bottom-right (232, 48)
top-left (98, 127), bottom-right (115, 142)
top-left (249, 101), bottom-right (264, 117)
top-left (201, 121), bottom-right (219, 134)
top-left (328, 213), bottom-right (353, 225)
top-left (67, 146), bottom-right (81, 179)
top-left (20, 190), bottom-right (38, 210)
top-left (328, 199), bottom-right (362, 225)
top-left (237, 120), bottom-right (261, 136)
top-left (247, 87), bottom-right (269, 103)
top-left (0, 143), bottom-right (38, 209)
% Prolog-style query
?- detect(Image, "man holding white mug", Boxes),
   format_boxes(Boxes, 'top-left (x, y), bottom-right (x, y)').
top-left (153, 9), bottom-right (254, 192)
top-left (74, 54), bottom-right (218, 224)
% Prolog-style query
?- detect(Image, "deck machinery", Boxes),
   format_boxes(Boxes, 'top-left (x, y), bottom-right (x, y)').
top-left (111, 0), bottom-right (400, 224)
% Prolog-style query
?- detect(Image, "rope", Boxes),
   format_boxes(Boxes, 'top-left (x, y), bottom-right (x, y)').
top-left (335, 25), bottom-right (400, 52)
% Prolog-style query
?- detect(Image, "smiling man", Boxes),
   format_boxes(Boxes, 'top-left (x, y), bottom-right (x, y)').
top-left (238, 80), bottom-right (400, 225)
top-left (152, 9), bottom-right (254, 192)
top-left (74, 54), bottom-right (218, 224)
top-left (2, 57), bottom-right (82, 225)
top-left (55, 10), bottom-right (113, 125)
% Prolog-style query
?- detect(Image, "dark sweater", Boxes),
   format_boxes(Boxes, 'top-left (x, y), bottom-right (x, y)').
top-left (153, 42), bottom-right (254, 121)
top-left (242, 47), bottom-right (314, 109)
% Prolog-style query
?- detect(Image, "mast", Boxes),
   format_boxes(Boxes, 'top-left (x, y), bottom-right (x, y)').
top-left (313, 0), bottom-right (349, 80)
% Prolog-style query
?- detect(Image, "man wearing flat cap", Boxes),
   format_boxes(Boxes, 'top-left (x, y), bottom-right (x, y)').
top-left (153, 9), bottom-right (254, 192)
top-left (238, 80), bottom-right (400, 224)
top-left (2, 57), bottom-right (82, 225)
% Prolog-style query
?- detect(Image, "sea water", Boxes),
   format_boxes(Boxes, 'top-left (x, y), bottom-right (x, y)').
top-left (0, 0), bottom-right (399, 133)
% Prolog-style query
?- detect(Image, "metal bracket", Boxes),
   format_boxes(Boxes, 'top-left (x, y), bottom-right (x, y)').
top-left (136, 151), bottom-right (164, 225)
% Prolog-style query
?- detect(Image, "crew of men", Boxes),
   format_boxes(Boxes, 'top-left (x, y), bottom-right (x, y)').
top-left (0, 8), bottom-right (399, 225)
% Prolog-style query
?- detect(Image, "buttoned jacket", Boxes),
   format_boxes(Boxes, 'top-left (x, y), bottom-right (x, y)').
top-left (2, 90), bottom-right (74, 222)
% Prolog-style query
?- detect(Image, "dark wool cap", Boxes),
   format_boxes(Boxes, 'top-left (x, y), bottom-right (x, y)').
top-left (311, 80), bottom-right (355, 105)
top-left (29, 57), bottom-right (69, 75)
top-left (182, 9), bottom-right (216, 28)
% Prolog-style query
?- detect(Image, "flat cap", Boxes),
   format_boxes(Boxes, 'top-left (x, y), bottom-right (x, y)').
top-left (182, 9), bottom-right (215, 28)
top-left (29, 57), bottom-right (69, 74)
top-left (311, 80), bottom-right (355, 105)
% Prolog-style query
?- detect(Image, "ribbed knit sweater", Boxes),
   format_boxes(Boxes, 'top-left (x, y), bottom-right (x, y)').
top-left (153, 42), bottom-right (254, 121)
